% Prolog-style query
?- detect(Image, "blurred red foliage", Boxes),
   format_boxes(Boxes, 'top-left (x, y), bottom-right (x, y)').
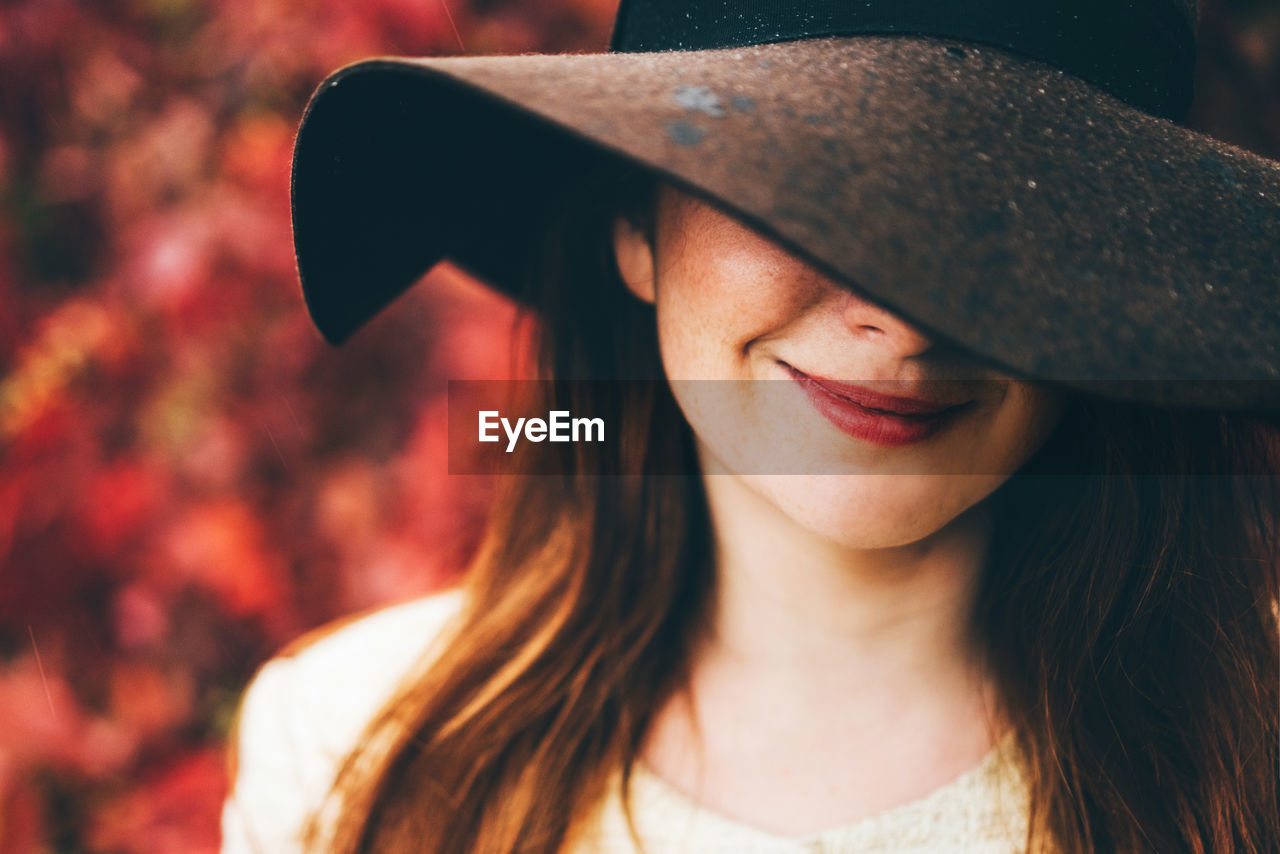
top-left (0, 0), bottom-right (615, 849)
top-left (0, 0), bottom-right (1275, 851)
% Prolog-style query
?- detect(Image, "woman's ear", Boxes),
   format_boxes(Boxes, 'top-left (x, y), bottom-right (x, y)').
top-left (612, 214), bottom-right (656, 304)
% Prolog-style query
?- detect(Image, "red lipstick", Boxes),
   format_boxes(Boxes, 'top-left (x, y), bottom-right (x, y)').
top-left (783, 364), bottom-right (971, 447)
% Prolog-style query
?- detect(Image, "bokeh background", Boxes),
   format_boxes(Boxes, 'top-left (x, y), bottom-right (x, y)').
top-left (1, 1), bottom-right (1277, 851)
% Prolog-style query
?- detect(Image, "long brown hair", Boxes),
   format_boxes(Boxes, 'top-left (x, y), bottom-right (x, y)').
top-left (311, 158), bottom-right (1280, 854)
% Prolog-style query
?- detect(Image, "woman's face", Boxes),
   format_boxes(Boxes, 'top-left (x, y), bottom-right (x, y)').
top-left (613, 183), bottom-right (1066, 549)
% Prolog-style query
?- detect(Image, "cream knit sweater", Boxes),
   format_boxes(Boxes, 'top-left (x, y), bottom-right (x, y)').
top-left (221, 590), bottom-right (1031, 854)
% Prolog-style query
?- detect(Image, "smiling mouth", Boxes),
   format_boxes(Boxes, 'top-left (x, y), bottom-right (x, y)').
top-left (780, 362), bottom-right (976, 447)
top-left (779, 363), bottom-right (972, 416)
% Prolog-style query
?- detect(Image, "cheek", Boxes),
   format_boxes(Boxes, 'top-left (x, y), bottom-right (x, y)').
top-left (653, 285), bottom-right (720, 381)
top-left (973, 383), bottom-right (1066, 475)
top-left (653, 250), bottom-right (819, 380)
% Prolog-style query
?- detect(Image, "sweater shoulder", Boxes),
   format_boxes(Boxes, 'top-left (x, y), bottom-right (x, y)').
top-left (220, 588), bottom-right (467, 854)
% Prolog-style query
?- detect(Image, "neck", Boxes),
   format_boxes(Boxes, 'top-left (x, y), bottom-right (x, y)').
top-left (698, 469), bottom-right (995, 690)
top-left (635, 461), bottom-right (1008, 831)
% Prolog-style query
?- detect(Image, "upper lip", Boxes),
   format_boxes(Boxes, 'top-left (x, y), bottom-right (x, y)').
top-left (782, 363), bottom-right (969, 416)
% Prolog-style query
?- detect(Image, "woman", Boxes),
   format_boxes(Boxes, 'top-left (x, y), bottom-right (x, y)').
top-left (223, 1), bottom-right (1280, 852)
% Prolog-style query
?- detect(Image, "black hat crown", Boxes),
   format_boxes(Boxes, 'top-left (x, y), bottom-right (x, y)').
top-left (609, 0), bottom-right (1199, 122)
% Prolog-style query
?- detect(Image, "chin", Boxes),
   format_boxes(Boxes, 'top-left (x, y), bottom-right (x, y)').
top-left (744, 472), bottom-right (1004, 551)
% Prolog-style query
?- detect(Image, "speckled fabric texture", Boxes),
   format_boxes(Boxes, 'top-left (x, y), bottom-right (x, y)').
top-left (292, 33), bottom-right (1280, 409)
top-left (574, 735), bottom-right (1031, 853)
top-left (610, 0), bottom-right (1198, 121)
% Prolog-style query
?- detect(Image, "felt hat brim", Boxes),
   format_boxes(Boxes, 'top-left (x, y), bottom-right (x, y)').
top-left (291, 36), bottom-right (1280, 409)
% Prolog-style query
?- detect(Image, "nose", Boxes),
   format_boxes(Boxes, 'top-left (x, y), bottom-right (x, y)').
top-left (840, 291), bottom-right (934, 358)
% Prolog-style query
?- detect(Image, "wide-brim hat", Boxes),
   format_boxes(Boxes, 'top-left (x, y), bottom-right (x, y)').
top-left (291, 0), bottom-right (1280, 410)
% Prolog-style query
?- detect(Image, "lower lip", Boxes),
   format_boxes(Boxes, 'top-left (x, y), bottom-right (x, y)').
top-left (786, 368), bottom-right (969, 447)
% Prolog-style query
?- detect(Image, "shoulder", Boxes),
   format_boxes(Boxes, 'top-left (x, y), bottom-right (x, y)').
top-left (238, 587), bottom-right (468, 729)
top-left (220, 588), bottom-right (467, 854)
